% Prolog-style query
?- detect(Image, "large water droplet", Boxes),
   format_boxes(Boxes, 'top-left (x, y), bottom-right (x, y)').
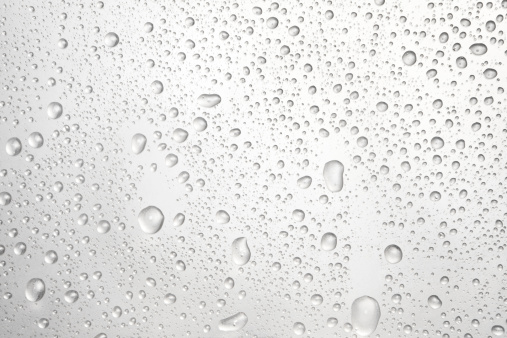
top-left (47, 102), bottom-right (63, 119)
top-left (231, 237), bottom-right (251, 266)
top-left (323, 160), bottom-right (344, 192)
top-left (131, 133), bottom-right (147, 154)
top-left (321, 232), bottom-right (337, 251)
top-left (351, 296), bottom-right (381, 336)
top-left (218, 312), bottom-right (248, 332)
top-left (384, 244), bottom-right (403, 264)
top-left (197, 94), bottom-right (221, 108)
top-left (25, 278), bottom-right (46, 302)
top-left (138, 206), bottom-right (164, 234)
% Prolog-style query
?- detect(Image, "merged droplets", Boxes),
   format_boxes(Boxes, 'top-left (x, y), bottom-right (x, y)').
top-left (218, 312), bottom-right (248, 332)
top-left (25, 278), bottom-right (46, 302)
top-left (323, 160), bottom-right (345, 192)
top-left (231, 237), bottom-right (251, 266)
top-left (138, 206), bottom-right (164, 234)
top-left (351, 296), bottom-right (381, 336)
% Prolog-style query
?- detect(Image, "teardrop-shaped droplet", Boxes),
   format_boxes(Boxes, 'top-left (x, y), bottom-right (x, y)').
top-left (351, 296), bottom-right (381, 336)
top-left (231, 237), bottom-right (251, 266)
top-left (165, 153), bottom-right (178, 167)
top-left (216, 210), bottom-right (230, 224)
top-left (138, 206), bottom-right (164, 234)
top-left (172, 128), bottom-right (189, 143)
top-left (173, 213), bottom-right (185, 227)
top-left (131, 133), bottom-right (147, 154)
top-left (428, 295), bottom-right (442, 309)
top-left (323, 160), bottom-right (344, 192)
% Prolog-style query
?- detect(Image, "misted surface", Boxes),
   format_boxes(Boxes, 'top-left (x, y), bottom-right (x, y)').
top-left (1, 0), bottom-right (506, 337)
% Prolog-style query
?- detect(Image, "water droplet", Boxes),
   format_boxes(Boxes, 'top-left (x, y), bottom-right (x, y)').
top-left (231, 237), bottom-right (251, 266)
top-left (351, 296), bottom-right (381, 336)
top-left (138, 206), bottom-right (164, 234)
top-left (323, 160), bottom-right (344, 192)
top-left (25, 278), bottom-right (46, 302)
top-left (218, 312), bottom-right (248, 332)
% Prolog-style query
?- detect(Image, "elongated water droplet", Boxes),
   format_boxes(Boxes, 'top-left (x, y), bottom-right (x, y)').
top-left (218, 312), bottom-right (248, 332)
top-left (323, 160), bottom-right (344, 192)
top-left (231, 237), bottom-right (251, 266)
top-left (351, 296), bottom-right (381, 336)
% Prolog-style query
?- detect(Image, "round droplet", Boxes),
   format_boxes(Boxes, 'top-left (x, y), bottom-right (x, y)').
top-left (384, 245), bottom-right (403, 264)
top-left (428, 295), bottom-right (442, 309)
top-left (97, 220), bottom-right (111, 234)
top-left (266, 17), bottom-right (279, 29)
top-left (64, 290), bottom-right (79, 303)
top-left (321, 232), bottom-right (337, 251)
top-left (151, 80), bottom-right (163, 94)
top-left (216, 210), bottom-right (230, 224)
top-left (431, 136), bottom-right (444, 149)
top-left (164, 293), bottom-right (177, 304)
top-left (323, 160), bottom-right (344, 192)
top-left (47, 102), bottom-right (63, 119)
top-left (44, 250), bottom-right (58, 264)
top-left (402, 51), bottom-right (417, 66)
top-left (5, 137), bottom-right (22, 156)
top-left (28, 132), bottom-right (44, 148)
top-left (25, 278), bottom-right (46, 302)
top-left (231, 237), bottom-right (251, 266)
top-left (138, 206), bottom-right (164, 234)
top-left (193, 117), bottom-right (207, 132)
top-left (351, 296), bottom-right (381, 336)
top-left (293, 322), bottom-right (306, 335)
top-left (0, 192), bottom-right (12, 206)
top-left (104, 32), bottom-right (119, 47)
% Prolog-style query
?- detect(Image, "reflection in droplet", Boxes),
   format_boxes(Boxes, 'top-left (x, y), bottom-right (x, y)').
top-left (351, 296), bottom-right (381, 336)
top-left (138, 206), bottom-right (164, 234)
top-left (218, 312), bottom-right (248, 332)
